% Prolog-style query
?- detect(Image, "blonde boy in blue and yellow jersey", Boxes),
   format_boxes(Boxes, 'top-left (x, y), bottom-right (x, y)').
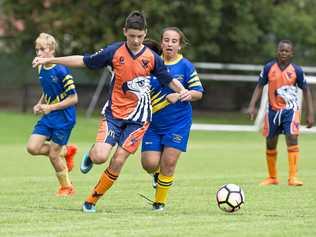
top-left (27, 33), bottom-right (78, 196)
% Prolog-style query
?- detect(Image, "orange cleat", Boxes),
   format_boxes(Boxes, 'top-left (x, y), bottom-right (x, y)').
top-left (260, 177), bottom-right (279, 186)
top-left (56, 185), bottom-right (75, 197)
top-left (65, 145), bottom-right (77, 172)
top-left (288, 177), bottom-right (303, 186)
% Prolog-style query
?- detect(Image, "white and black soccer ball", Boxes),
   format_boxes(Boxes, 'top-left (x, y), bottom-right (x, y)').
top-left (216, 184), bottom-right (245, 213)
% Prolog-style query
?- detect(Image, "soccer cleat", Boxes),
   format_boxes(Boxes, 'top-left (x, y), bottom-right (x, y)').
top-left (152, 172), bottom-right (159, 189)
top-left (288, 177), bottom-right (303, 186)
top-left (82, 202), bottom-right (96, 213)
top-left (80, 152), bottom-right (93, 174)
top-left (260, 177), bottom-right (279, 186)
top-left (65, 145), bottom-right (77, 172)
top-left (152, 202), bottom-right (165, 211)
top-left (56, 185), bottom-right (75, 197)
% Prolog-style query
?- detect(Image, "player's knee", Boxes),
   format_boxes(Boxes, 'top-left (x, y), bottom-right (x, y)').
top-left (91, 149), bottom-right (109, 164)
top-left (141, 158), bottom-right (158, 173)
top-left (26, 144), bottom-right (39, 155)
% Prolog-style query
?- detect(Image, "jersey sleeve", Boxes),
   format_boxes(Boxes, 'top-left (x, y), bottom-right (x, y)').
top-left (151, 54), bottom-right (173, 86)
top-left (258, 63), bottom-right (272, 86)
top-left (185, 62), bottom-right (204, 92)
top-left (293, 64), bottom-right (307, 89)
top-left (83, 42), bottom-right (121, 69)
top-left (57, 65), bottom-right (76, 95)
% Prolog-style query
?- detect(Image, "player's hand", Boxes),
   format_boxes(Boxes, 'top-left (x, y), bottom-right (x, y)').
top-left (179, 89), bottom-right (192, 102)
top-left (32, 57), bottom-right (50, 68)
top-left (39, 104), bottom-right (53, 115)
top-left (33, 104), bottom-right (43, 115)
top-left (247, 106), bottom-right (257, 120)
top-left (166, 93), bottom-right (180, 104)
top-left (306, 114), bottom-right (314, 128)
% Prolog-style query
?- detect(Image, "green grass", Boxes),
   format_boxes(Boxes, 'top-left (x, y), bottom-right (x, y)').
top-left (0, 111), bottom-right (316, 237)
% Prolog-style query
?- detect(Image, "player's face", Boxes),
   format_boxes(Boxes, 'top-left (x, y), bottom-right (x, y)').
top-left (161, 30), bottom-right (181, 61)
top-left (124, 28), bottom-right (146, 52)
top-left (277, 43), bottom-right (293, 64)
top-left (35, 42), bottom-right (54, 58)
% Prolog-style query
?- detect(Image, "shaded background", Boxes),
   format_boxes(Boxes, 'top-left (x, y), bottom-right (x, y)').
top-left (1, 0), bottom-right (316, 115)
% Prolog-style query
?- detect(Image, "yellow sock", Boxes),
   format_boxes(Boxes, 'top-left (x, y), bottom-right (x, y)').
top-left (288, 145), bottom-right (299, 179)
top-left (56, 169), bottom-right (71, 187)
top-left (266, 149), bottom-right (277, 178)
top-left (86, 168), bottom-right (118, 205)
top-left (155, 174), bottom-right (173, 204)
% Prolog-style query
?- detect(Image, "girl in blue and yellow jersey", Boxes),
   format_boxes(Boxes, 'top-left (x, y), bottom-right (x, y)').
top-left (141, 27), bottom-right (204, 211)
top-left (248, 40), bottom-right (314, 186)
top-left (27, 33), bottom-right (78, 196)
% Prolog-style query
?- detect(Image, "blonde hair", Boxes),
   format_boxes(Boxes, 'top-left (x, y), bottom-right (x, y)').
top-left (35, 33), bottom-right (58, 52)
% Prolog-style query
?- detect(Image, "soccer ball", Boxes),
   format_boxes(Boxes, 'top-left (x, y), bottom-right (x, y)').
top-left (216, 184), bottom-right (245, 213)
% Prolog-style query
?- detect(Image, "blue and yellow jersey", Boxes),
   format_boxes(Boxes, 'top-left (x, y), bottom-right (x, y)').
top-left (258, 60), bottom-right (307, 110)
top-left (38, 64), bottom-right (77, 128)
top-left (83, 42), bottom-right (173, 123)
top-left (150, 54), bottom-right (204, 132)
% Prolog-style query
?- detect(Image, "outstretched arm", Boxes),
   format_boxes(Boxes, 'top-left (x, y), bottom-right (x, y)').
top-left (32, 55), bottom-right (85, 68)
top-left (303, 85), bottom-right (314, 128)
top-left (247, 84), bottom-right (264, 120)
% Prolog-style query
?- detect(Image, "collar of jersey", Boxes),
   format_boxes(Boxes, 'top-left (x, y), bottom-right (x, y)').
top-left (43, 64), bottom-right (56, 70)
top-left (163, 54), bottom-right (183, 65)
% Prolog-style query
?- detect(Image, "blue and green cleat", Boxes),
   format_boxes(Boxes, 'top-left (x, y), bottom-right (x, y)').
top-left (82, 202), bottom-right (96, 213)
top-left (80, 152), bottom-right (93, 174)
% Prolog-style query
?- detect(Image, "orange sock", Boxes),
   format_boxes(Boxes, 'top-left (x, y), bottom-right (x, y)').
top-left (85, 167), bottom-right (118, 205)
top-left (288, 145), bottom-right (299, 179)
top-left (155, 174), bottom-right (173, 204)
top-left (266, 149), bottom-right (277, 178)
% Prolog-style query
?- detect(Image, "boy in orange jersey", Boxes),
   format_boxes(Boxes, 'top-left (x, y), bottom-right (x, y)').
top-left (248, 40), bottom-right (314, 186)
top-left (32, 11), bottom-right (190, 212)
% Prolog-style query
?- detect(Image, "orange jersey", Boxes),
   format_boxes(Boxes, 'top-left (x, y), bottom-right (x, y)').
top-left (83, 42), bottom-right (172, 122)
top-left (258, 60), bottom-right (307, 110)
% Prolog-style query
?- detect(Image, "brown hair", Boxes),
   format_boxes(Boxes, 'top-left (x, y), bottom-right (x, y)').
top-left (161, 27), bottom-right (189, 48)
top-left (125, 10), bottom-right (147, 30)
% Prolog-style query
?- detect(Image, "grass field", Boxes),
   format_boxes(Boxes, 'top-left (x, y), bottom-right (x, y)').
top-left (1, 111), bottom-right (316, 237)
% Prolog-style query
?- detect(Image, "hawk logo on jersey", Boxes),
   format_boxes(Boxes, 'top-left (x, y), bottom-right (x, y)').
top-left (122, 76), bottom-right (150, 94)
top-left (276, 85), bottom-right (299, 110)
top-left (122, 76), bottom-right (151, 121)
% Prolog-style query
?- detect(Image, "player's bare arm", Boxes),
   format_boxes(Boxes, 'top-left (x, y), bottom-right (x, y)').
top-left (248, 84), bottom-right (264, 120)
top-left (40, 94), bottom-right (78, 114)
top-left (32, 55), bottom-right (85, 68)
top-left (303, 86), bottom-right (314, 128)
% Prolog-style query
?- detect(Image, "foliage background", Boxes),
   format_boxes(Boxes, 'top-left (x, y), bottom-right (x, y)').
top-left (2, 0), bottom-right (316, 66)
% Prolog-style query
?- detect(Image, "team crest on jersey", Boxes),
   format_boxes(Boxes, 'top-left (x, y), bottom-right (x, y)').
top-left (119, 56), bottom-right (125, 64)
top-left (141, 59), bottom-right (149, 69)
top-left (50, 75), bottom-right (58, 83)
top-left (286, 71), bottom-right (293, 79)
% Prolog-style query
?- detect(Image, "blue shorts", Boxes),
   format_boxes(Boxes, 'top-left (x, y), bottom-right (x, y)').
top-left (263, 108), bottom-right (300, 138)
top-left (141, 123), bottom-right (191, 152)
top-left (95, 114), bottom-right (149, 154)
top-left (32, 118), bottom-right (73, 145)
